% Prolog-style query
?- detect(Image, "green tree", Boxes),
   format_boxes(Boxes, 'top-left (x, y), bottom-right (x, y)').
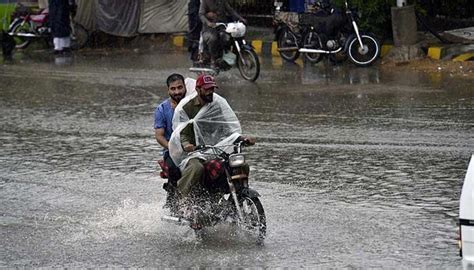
top-left (332, 0), bottom-right (395, 38)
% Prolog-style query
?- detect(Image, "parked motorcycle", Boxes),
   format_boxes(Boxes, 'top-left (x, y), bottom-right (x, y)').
top-left (8, 5), bottom-right (88, 50)
top-left (276, 0), bottom-right (380, 66)
top-left (273, 1), bottom-right (305, 62)
top-left (190, 22), bottom-right (260, 82)
top-left (160, 141), bottom-right (266, 244)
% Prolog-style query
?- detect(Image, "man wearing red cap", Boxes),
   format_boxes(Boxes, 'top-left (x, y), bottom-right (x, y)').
top-left (169, 74), bottom-right (255, 208)
top-left (177, 74), bottom-right (219, 198)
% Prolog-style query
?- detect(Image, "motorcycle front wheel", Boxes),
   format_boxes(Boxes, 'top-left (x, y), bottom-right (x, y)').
top-left (237, 48), bottom-right (260, 82)
top-left (347, 34), bottom-right (380, 67)
top-left (239, 196), bottom-right (266, 245)
top-left (9, 20), bottom-right (33, 49)
top-left (277, 29), bottom-right (300, 62)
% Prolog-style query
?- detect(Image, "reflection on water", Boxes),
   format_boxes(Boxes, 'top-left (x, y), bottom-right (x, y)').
top-left (0, 50), bottom-right (472, 268)
top-left (301, 61), bottom-right (381, 85)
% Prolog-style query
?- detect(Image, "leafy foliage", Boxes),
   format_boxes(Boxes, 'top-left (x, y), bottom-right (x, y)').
top-left (332, 0), bottom-right (395, 38)
top-left (0, 3), bottom-right (16, 31)
top-left (329, 0), bottom-right (474, 37)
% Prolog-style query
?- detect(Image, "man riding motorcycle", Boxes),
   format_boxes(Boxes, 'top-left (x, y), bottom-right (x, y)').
top-left (199, 0), bottom-right (247, 69)
top-left (168, 75), bottom-right (255, 219)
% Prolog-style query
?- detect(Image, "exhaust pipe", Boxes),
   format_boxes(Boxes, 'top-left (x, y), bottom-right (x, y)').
top-left (8, 32), bottom-right (38, 38)
top-left (277, 47), bottom-right (299, 52)
top-left (299, 48), bottom-right (343, 54)
top-left (161, 215), bottom-right (190, 226)
top-left (189, 67), bottom-right (218, 75)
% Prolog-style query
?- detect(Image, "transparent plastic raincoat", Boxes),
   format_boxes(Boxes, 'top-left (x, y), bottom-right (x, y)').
top-left (169, 92), bottom-right (242, 170)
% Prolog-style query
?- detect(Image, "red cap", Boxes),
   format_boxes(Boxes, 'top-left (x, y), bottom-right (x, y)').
top-left (196, 74), bottom-right (217, 90)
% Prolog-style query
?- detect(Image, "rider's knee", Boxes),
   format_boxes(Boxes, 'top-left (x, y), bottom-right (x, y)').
top-left (187, 158), bottom-right (205, 175)
top-left (206, 33), bottom-right (218, 43)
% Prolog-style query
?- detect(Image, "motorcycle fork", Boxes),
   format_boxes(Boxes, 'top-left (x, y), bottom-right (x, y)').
top-left (351, 19), bottom-right (364, 49)
top-left (225, 169), bottom-right (244, 223)
top-left (234, 39), bottom-right (250, 67)
top-left (234, 40), bottom-right (245, 65)
top-left (20, 16), bottom-right (29, 27)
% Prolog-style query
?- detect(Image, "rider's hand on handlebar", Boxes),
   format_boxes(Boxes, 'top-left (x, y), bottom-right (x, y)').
top-left (183, 144), bottom-right (195, 152)
top-left (207, 22), bottom-right (216, 28)
top-left (242, 136), bottom-right (256, 146)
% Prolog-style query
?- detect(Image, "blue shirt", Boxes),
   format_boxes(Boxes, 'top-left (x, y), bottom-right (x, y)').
top-left (154, 99), bottom-right (174, 141)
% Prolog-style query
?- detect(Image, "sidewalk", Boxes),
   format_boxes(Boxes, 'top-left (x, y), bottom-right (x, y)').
top-left (170, 26), bottom-right (474, 62)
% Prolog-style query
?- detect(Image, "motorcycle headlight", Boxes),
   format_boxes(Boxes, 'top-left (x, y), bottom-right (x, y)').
top-left (229, 154), bottom-right (245, 167)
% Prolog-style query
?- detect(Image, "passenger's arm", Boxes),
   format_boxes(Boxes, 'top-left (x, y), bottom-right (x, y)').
top-left (199, 2), bottom-right (215, 27)
top-left (154, 128), bottom-right (169, 149)
top-left (224, 1), bottom-right (247, 24)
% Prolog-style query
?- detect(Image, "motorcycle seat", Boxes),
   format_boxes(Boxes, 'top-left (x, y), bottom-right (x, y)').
top-left (30, 14), bottom-right (47, 23)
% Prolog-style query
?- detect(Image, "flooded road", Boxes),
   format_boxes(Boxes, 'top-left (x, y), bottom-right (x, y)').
top-left (1, 49), bottom-right (473, 268)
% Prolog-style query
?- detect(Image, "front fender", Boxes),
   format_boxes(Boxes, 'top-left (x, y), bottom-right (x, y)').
top-left (8, 18), bottom-right (23, 32)
top-left (241, 187), bottom-right (260, 198)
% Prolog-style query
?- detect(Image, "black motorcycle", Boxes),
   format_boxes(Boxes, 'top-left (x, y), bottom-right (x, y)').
top-left (190, 22), bottom-right (260, 82)
top-left (160, 141), bottom-right (266, 244)
top-left (276, 0), bottom-right (380, 66)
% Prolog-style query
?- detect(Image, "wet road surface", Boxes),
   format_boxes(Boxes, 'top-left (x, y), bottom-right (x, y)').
top-left (1, 48), bottom-right (473, 268)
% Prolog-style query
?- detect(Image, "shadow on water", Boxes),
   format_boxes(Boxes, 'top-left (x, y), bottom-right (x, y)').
top-left (0, 49), bottom-right (472, 267)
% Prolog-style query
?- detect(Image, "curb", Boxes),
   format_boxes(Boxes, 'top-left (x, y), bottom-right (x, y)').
top-left (171, 35), bottom-right (473, 62)
top-left (426, 44), bottom-right (474, 61)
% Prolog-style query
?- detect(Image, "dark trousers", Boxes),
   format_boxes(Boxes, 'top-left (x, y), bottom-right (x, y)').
top-left (49, 0), bottom-right (72, 38)
top-left (202, 28), bottom-right (223, 61)
top-left (164, 151), bottom-right (181, 187)
top-left (188, 0), bottom-right (202, 61)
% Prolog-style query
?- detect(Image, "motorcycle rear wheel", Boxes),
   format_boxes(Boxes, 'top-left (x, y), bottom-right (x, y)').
top-left (347, 34), bottom-right (380, 67)
top-left (9, 20), bottom-right (33, 49)
top-left (237, 48), bottom-right (260, 82)
top-left (70, 22), bottom-right (89, 50)
top-left (302, 31), bottom-right (323, 63)
top-left (240, 197), bottom-right (266, 245)
top-left (277, 29), bottom-right (300, 62)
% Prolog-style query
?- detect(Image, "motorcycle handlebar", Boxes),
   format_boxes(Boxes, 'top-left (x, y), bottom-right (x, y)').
top-left (190, 141), bottom-right (250, 155)
top-left (212, 21), bottom-right (245, 28)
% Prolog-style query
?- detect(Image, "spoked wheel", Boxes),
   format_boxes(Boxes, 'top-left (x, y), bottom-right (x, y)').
top-left (9, 20), bottom-right (33, 49)
top-left (70, 22), bottom-right (89, 50)
top-left (277, 29), bottom-right (300, 62)
top-left (303, 31), bottom-right (323, 63)
top-left (239, 197), bottom-right (266, 245)
top-left (347, 34), bottom-right (380, 67)
top-left (237, 48), bottom-right (260, 82)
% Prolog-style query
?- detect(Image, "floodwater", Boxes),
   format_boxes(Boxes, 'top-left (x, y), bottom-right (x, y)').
top-left (1, 48), bottom-right (473, 268)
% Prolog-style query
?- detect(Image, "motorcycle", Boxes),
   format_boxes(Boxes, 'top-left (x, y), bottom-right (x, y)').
top-left (160, 141), bottom-right (266, 244)
top-left (8, 4), bottom-right (89, 50)
top-left (273, 0), bottom-right (306, 62)
top-left (276, 0), bottom-right (380, 66)
top-left (190, 22), bottom-right (260, 82)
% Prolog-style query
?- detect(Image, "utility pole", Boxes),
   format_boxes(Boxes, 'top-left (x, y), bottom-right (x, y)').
top-left (386, 0), bottom-right (424, 62)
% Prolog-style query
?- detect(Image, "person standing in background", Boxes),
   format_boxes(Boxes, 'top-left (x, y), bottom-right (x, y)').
top-left (38, 0), bottom-right (49, 9)
top-left (48, 0), bottom-right (76, 55)
top-left (188, 0), bottom-right (202, 62)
